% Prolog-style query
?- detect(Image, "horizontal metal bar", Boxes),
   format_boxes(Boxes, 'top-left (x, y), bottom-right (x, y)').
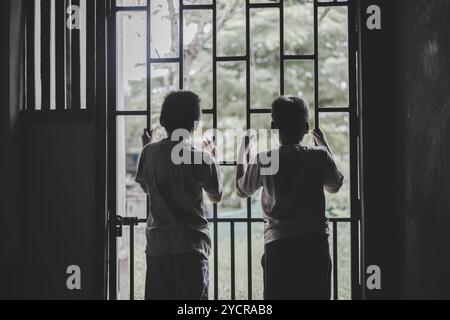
top-left (284, 54), bottom-right (316, 61)
top-left (115, 110), bottom-right (149, 116)
top-left (317, 107), bottom-right (350, 113)
top-left (182, 4), bottom-right (214, 10)
top-left (317, 1), bottom-right (349, 8)
top-left (114, 6), bottom-right (146, 12)
top-left (134, 217), bottom-right (353, 225)
top-left (249, 109), bottom-right (271, 114)
top-left (150, 58), bottom-right (181, 64)
top-left (216, 56), bottom-right (247, 62)
top-left (249, 2), bottom-right (280, 9)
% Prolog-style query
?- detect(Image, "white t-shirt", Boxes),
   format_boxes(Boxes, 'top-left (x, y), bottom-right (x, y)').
top-left (136, 138), bottom-right (222, 258)
top-left (238, 145), bottom-right (344, 244)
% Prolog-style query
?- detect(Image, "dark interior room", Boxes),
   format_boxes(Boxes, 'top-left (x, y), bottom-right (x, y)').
top-left (1, 0), bottom-right (449, 302)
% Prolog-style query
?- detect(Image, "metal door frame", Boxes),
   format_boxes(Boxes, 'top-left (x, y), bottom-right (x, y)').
top-left (106, 0), bottom-right (362, 300)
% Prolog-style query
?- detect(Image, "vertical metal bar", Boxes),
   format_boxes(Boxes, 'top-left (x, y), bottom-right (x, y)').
top-left (348, 0), bottom-right (362, 300)
top-left (230, 222), bottom-right (236, 300)
top-left (55, 0), bottom-right (66, 109)
top-left (213, 206), bottom-right (218, 300)
top-left (333, 221), bottom-right (339, 300)
top-left (313, 0), bottom-right (319, 127)
top-left (130, 224), bottom-right (135, 300)
top-left (179, 0), bottom-right (184, 90)
top-left (95, 0), bottom-right (108, 299)
top-left (212, 0), bottom-right (219, 301)
top-left (279, 0), bottom-right (284, 96)
top-left (41, 0), bottom-right (51, 110)
top-left (71, 0), bottom-right (81, 109)
top-left (86, 0), bottom-right (96, 110)
top-left (107, 0), bottom-right (118, 300)
top-left (245, 0), bottom-right (253, 300)
top-left (26, 0), bottom-right (36, 110)
top-left (146, 0), bottom-right (151, 129)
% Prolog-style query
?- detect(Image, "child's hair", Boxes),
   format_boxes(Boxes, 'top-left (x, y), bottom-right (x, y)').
top-left (160, 91), bottom-right (201, 134)
top-left (271, 96), bottom-right (310, 141)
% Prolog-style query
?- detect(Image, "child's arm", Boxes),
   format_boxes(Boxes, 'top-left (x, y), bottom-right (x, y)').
top-left (202, 137), bottom-right (222, 203)
top-left (135, 129), bottom-right (154, 193)
top-left (235, 133), bottom-right (260, 198)
top-left (313, 128), bottom-right (344, 194)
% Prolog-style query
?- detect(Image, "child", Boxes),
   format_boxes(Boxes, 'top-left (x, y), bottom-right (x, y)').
top-left (136, 91), bottom-right (222, 300)
top-left (235, 96), bottom-right (344, 300)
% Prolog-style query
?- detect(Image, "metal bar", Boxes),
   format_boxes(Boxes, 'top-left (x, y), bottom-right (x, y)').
top-left (26, 0), bottom-right (35, 110)
top-left (314, 0), bottom-right (319, 127)
top-left (71, 0), bottom-right (81, 109)
top-left (279, 0), bottom-right (284, 96)
top-left (95, 0), bottom-right (108, 299)
top-left (182, 4), bottom-right (213, 10)
top-left (317, 107), bottom-right (350, 113)
top-left (212, 0), bottom-right (219, 301)
top-left (86, 0), bottom-right (96, 110)
top-left (245, 0), bottom-right (253, 300)
top-left (333, 221), bottom-right (339, 300)
top-left (249, 3), bottom-right (279, 9)
top-left (348, 0), bottom-right (362, 300)
top-left (213, 206), bottom-right (219, 300)
top-left (230, 222), bottom-right (236, 300)
top-left (40, 0), bottom-right (51, 110)
top-left (179, 0), bottom-right (184, 90)
top-left (130, 224), bottom-right (135, 300)
top-left (107, 0), bottom-right (118, 300)
top-left (55, 0), bottom-right (66, 109)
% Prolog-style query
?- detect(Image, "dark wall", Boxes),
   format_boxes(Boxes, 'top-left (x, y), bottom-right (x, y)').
top-left (0, 0), bottom-right (106, 299)
top-left (0, 0), bottom-right (25, 299)
top-left (395, 0), bottom-right (450, 300)
top-left (359, 0), bottom-right (401, 299)
top-left (360, 0), bottom-right (450, 299)
top-left (20, 114), bottom-right (104, 299)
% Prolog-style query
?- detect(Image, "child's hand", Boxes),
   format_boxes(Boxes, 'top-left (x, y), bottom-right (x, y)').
top-left (312, 128), bottom-right (329, 148)
top-left (203, 137), bottom-right (217, 158)
top-left (141, 129), bottom-right (153, 147)
top-left (239, 132), bottom-right (256, 155)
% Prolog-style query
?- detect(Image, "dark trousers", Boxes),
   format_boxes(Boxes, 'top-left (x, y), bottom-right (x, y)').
top-left (262, 233), bottom-right (332, 300)
top-left (145, 253), bottom-right (209, 300)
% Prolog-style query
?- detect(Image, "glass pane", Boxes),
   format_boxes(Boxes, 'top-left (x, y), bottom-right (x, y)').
top-left (117, 0), bottom-right (147, 6)
top-left (133, 224), bottom-right (147, 300)
top-left (209, 226), bottom-right (215, 299)
top-left (251, 113), bottom-right (279, 155)
top-left (328, 222), bottom-right (334, 299)
top-left (337, 222), bottom-right (351, 300)
top-left (284, 0), bottom-right (314, 55)
top-left (218, 166), bottom-right (247, 219)
top-left (151, 0), bottom-right (179, 59)
top-left (117, 116), bottom-right (148, 221)
top-left (235, 223), bottom-right (248, 300)
top-left (218, 223), bottom-right (231, 300)
top-left (319, 113), bottom-right (350, 218)
top-left (117, 12), bottom-right (147, 111)
top-left (217, 61), bottom-right (246, 162)
top-left (117, 226), bottom-right (130, 300)
top-left (318, 6), bottom-right (349, 108)
top-left (250, 0), bottom-right (279, 3)
top-left (183, 10), bottom-right (213, 109)
top-left (150, 63), bottom-right (180, 141)
top-left (251, 222), bottom-right (264, 300)
top-left (184, 0), bottom-right (212, 4)
top-left (284, 60), bottom-right (316, 145)
top-left (250, 8), bottom-right (280, 109)
top-left (217, 0), bottom-right (246, 57)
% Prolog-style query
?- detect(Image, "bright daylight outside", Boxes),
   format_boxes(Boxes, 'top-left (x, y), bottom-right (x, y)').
top-left (115, 0), bottom-right (352, 300)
